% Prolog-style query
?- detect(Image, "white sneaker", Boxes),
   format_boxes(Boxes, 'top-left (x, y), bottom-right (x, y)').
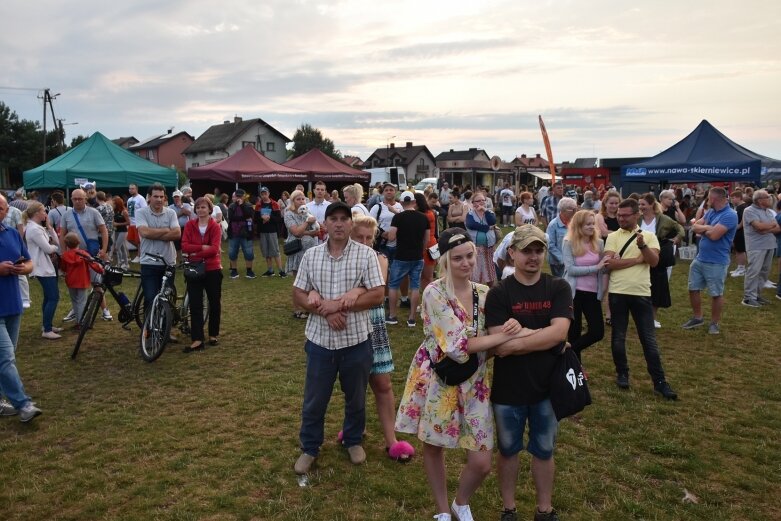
top-left (63, 309), bottom-right (76, 322)
top-left (433, 514), bottom-right (452, 521)
top-left (730, 267), bottom-right (745, 277)
top-left (654, 320), bottom-right (661, 329)
top-left (41, 331), bottom-right (62, 340)
top-left (19, 402), bottom-right (42, 423)
top-left (131, 256), bottom-right (141, 263)
top-left (451, 501), bottom-right (474, 521)
top-left (764, 280), bottom-right (777, 289)
top-left (102, 308), bottom-right (113, 321)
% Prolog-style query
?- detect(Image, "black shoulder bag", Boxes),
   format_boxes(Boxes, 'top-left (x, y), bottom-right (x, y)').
top-left (183, 225), bottom-right (208, 281)
top-left (373, 204), bottom-right (387, 251)
top-left (432, 285), bottom-right (479, 386)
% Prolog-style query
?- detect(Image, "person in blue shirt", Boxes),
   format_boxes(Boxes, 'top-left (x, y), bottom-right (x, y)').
top-left (0, 194), bottom-right (43, 422)
top-left (681, 187), bottom-right (738, 335)
top-left (545, 197), bottom-right (577, 278)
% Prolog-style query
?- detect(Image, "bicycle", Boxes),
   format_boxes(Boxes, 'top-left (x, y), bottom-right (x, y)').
top-left (70, 254), bottom-right (144, 360)
top-left (139, 253), bottom-right (209, 362)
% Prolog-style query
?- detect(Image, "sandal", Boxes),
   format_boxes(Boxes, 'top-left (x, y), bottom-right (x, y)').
top-left (182, 342), bottom-right (204, 353)
top-left (387, 441), bottom-right (415, 463)
top-left (209, 337), bottom-right (219, 346)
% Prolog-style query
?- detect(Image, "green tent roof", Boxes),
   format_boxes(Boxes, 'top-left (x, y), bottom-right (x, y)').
top-left (23, 132), bottom-right (178, 189)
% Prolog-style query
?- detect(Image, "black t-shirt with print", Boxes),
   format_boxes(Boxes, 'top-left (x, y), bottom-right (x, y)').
top-left (391, 209), bottom-right (429, 261)
top-left (485, 273), bottom-right (574, 405)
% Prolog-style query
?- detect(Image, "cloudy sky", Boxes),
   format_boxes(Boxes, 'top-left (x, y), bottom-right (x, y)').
top-left (2, 0), bottom-right (780, 164)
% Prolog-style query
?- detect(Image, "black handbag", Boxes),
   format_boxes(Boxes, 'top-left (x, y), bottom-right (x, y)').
top-left (657, 239), bottom-right (677, 268)
top-left (283, 238), bottom-right (303, 256)
top-left (432, 285), bottom-right (480, 386)
top-left (549, 345), bottom-right (592, 420)
top-left (183, 260), bottom-right (206, 281)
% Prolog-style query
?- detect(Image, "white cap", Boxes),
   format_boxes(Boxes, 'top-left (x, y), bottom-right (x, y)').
top-left (400, 191), bottom-right (415, 203)
top-left (172, 190), bottom-right (183, 197)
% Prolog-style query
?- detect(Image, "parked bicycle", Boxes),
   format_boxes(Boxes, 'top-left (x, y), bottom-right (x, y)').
top-left (71, 254), bottom-right (144, 360)
top-left (139, 253), bottom-right (208, 362)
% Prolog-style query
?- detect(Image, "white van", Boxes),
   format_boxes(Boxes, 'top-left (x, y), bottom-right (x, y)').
top-left (414, 177), bottom-right (438, 191)
top-left (363, 167), bottom-right (407, 189)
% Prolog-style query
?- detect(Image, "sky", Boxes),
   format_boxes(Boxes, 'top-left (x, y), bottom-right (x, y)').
top-left (2, 0), bottom-right (780, 165)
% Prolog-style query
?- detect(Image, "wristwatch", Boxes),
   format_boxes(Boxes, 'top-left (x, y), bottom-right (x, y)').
top-left (638, 244), bottom-right (647, 250)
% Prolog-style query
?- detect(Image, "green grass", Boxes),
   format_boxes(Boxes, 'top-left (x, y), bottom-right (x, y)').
top-left (1, 247), bottom-right (780, 521)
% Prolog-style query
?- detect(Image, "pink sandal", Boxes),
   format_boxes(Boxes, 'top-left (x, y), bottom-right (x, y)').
top-left (387, 440), bottom-right (415, 463)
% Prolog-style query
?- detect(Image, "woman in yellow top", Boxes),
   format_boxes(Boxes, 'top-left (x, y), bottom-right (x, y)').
top-left (396, 228), bottom-right (532, 521)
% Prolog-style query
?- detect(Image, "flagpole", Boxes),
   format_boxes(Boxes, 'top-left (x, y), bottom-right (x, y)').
top-left (538, 115), bottom-right (556, 184)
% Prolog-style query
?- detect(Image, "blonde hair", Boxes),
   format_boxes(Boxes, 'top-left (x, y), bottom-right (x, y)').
top-left (565, 210), bottom-right (601, 257)
top-left (342, 183), bottom-right (364, 203)
top-left (23, 201), bottom-right (45, 223)
top-left (288, 190), bottom-right (305, 211)
top-left (599, 190), bottom-right (621, 216)
top-left (436, 241), bottom-right (477, 299)
top-left (641, 192), bottom-right (662, 214)
top-left (64, 232), bottom-right (80, 249)
top-left (352, 214), bottom-right (378, 235)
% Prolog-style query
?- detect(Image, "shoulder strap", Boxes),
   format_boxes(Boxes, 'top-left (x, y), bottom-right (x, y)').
top-left (374, 203), bottom-right (383, 220)
top-left (471, 284), bottom-right (479, 335)
top-left (72, 210), bottom-right (90, 246)
top-left (617, 231), bottom-right (637, 258)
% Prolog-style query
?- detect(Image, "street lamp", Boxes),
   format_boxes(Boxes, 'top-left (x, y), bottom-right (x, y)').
top-left (386, 135), bottom-right (396, 173)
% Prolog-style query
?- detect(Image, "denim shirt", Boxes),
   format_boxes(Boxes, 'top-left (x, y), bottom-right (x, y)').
top-left (546, 216), bottom-right (567, 266)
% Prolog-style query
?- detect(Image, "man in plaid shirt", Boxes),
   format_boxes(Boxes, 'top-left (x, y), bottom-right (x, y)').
top-left (292, 202), bottom-right (385, 475)
top-left (540, 181), bottom-right (563, 227)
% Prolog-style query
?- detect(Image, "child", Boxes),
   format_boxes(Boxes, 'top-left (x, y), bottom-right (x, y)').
top-left (59, 233), bottom-right (101, 326)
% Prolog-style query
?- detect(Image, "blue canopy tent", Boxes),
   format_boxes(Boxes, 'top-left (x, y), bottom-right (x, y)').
top-left (621, 120), bottom-right (781, 186)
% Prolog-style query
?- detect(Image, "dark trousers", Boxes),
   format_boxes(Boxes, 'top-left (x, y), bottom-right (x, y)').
top-left (568, 290), bottom-right (604, 359)
top-left (140, 264), bottom-right (171, 314)
top-left (300, 339), bottom-right (372, 456)
top-left (609, 293), bottom-right (666, 382)
top-left (186, 269), bottom-right (222, 341)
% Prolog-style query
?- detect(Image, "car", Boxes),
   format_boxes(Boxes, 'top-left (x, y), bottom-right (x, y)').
top-left (413, 177), bottom-right (438, 191)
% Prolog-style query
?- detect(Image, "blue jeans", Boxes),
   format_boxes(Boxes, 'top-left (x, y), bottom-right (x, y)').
top-left (493, 399), bottom-right (559, 459)
top-left (0, 314), bottom-right (32, 409)
top-left (609, 293), bottom-right (666, 382)
top-left (140, 264), bottom-right (170, 313)
top-left (228, 237), bottom-right (254, 261)
top-left (37, 276), bottom-right (60, 333)
top-left (388, 259), bottom-right (424, 290)
top-left (300, 338), bottom-right (372, 456)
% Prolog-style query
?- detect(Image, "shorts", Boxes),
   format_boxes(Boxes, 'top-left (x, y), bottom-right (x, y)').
top-left (259, 232), bottom-right (280, 258)
top-left (388, 259), bottom-right (424, 290)
top-left (502, 205), bottom-right (514, 216)
top-left (228, 237), bottom-right (255, 261)
top-left (733, 229), bottom-right (745, 253)
top-left (687, 259), bottom-right (729, 296)
top-left (493, 399), bottom-right (558, 459)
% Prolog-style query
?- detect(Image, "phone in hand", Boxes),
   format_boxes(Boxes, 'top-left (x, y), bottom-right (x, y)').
top-left (14, 256), bottom-right (26, 265)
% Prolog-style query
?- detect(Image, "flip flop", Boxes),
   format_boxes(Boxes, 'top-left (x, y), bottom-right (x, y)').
top-left (387, 441), bottom-right (415, 463)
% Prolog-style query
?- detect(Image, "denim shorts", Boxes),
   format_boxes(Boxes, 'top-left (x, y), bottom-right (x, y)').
top-left (388, 259), bottom-right (424, 290)
top-left (687, 259), bottom-right (729, 296)
top-left (493, 399), bottom-right (558, 459)
top-left (228, 237), bottom-right (254, 261)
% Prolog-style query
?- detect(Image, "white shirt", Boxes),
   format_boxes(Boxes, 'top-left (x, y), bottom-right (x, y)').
top-left (127, 194), bottom-right (147, 226)
top-left (640, 217), bottom-right (656, 233)
top-left (351, 203), bottom-right (370, 216)
top-left (306, 199), bottom-right (331, 224)
top-left (371, 200), bottom-right (403, 247)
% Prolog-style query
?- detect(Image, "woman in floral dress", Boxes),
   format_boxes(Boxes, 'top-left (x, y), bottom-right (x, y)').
top-left (396, 227), bottom-right (526, 521)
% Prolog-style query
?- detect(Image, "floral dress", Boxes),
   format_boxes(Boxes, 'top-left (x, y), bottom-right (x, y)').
top-left (395, 279), bottom-right (493, 450)
top-left (283, 209), bottom-right (317, 273)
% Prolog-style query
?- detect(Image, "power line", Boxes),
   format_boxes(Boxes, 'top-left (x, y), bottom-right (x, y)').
top-left (0, 86), bottom-right (46, 92)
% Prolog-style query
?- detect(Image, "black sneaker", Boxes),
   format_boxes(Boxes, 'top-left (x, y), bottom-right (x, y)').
top-left (616, 373), bottom-right (630, 389)
top-left (279, 271), bottom-right (287, 278)
top-left (654, 380), bottom-right (678, 400)
top-left (500, 508), bottom-right (518, 521)
top-left (246, 270), bottom-right (257, 279)
top-left (229, 269), bottom-right (239, 279)
top-left (399, 298), bottom-right (411, 308)
top-left (534, 509), bottom-right (560, 521)
top-left (385, 316), bottom-right (399, 325)
top-left (261, 270), bottom-right (274, 277)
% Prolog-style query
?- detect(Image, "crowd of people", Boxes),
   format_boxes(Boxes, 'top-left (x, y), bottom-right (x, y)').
top-left (2, 176), bottom-right (780, 520)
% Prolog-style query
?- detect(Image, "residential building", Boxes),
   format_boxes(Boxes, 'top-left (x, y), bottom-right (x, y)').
top-left (128, 130), bottom-right (194, 172)
top-left (342, 155), bottom-right (364, 169)
top-left (435, 148), bottom-right (514, 190)
top-left (363, 142), bottom-right (437, 183)
top-left (183, 116), bottom-right (291, 171)
top-left (112, 136), bottom-right (139, 149)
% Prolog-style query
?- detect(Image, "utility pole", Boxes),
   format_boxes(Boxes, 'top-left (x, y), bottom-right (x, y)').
top-left (39, 88), bottom-right (63, 163)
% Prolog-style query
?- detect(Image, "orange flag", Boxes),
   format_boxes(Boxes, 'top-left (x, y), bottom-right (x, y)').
top-left (538, 115), bottom-right (556, 183)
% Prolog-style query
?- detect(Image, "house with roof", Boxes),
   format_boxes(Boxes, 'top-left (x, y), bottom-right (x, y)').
top-left (342, 155), bottom-right (364, 169)
top-left (363, 142), bottom-right (437, 182)
top-left (183, 116), bottom-right (291, 171)
top-left (436, 148), bottom-right (514, 189)
top-left (128, 130), bottom-right (194, 172)
top-left (112, 136), bottom-right (139, 149)
top-left (511, 153), bottom-right (554, 186)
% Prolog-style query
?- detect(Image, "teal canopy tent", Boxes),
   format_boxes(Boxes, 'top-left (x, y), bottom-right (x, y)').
top-left (23, 132), bottom-right (178, 190)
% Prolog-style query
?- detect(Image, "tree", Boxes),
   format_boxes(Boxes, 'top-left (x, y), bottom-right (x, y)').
top-left (290, 123), bottom-right (342, 160)
top-left (69, 135), bottom-right (89, 149)
top-left (0, 100), bottom-right (64, 181)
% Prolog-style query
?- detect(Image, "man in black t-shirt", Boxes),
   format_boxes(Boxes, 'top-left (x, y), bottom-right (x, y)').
top-left (485, 225), bottom-right (573, 521)
top-left (385, 191), bottom-right (429, 327)
top-left (730, 190), bottom-right (748, 276)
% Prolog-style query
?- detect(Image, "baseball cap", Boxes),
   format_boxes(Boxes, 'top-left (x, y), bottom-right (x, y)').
top-left (172, 190), bottom-right (183, 197)
top-left (234, 189), bottom-right (246, 198)
top-left (260, 186), bottom-right (269, 193)
top-left (509, 224), bottom-right (548, 250)
top-left (400, 191), bottom-right (415, 203)
top-left (324, 201), bottom-right (352, 219)
top-left (437, 227), bottom-right (472, 255)
top-left (82, 181), bottom-right (96, 190)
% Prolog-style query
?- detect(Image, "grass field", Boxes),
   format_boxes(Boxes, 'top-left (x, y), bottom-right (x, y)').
top-left (1, 246), bottom-right (780, 521)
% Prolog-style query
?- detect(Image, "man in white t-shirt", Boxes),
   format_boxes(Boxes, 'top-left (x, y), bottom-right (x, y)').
top-left (371, 183), bottom-right (403, 263)
top-left (127, 184), bottom-right (148, 262)
top-left (499, 182), bottom-right (516, 226)
top-left (306, 181), bottom-right (330, 243)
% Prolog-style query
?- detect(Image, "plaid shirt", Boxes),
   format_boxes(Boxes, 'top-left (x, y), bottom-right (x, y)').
top-left (293, 239), bottom-right (384, 349)
top-left (541, 194), bottom-right (561, 223)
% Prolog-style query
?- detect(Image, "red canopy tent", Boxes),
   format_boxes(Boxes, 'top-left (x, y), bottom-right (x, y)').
top-left (188, 145), bottom-right (308, 183)
top-left (283, 148), bottom-right (369, 183)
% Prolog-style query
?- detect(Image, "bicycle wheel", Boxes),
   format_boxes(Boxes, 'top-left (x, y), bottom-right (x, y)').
top-left (180, 288), bottom-right (209, 336)
top-left (132, 286), bottom-right (145, 328)
top-left (71, 291), bottom-right (102, 360)
top-left (139, 296), bottom-right (172, 362)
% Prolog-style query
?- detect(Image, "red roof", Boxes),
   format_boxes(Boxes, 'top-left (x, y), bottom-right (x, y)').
top-left (188, 145), bottom-right (308, 182)
top-left (284, 149), bottom-right (369, 182)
